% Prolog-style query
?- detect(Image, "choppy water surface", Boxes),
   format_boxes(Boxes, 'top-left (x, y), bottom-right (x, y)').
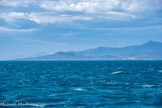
top-left (0, 61), bottom-right (162, 107)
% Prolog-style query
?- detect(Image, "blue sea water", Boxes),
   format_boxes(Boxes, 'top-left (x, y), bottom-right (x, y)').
top-left (0, 61), bottom-right (162, 108)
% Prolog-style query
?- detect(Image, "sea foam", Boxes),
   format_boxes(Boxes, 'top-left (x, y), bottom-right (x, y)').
top-left (142, 85), bottom-right (155, 88)
top-left (111, 71), bottom-right (123, 74)
top-left (73, 88), bottom-right (86, 91)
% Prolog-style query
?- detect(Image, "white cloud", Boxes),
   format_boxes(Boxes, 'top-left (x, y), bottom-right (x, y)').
top-left (0, 11), bottom-right (136, 24)
top-left (0, 12), bottom-right (26, 22)
top-left (38, 0), bottom-right (155, 21)
top-left (0, 0), bottom-right (161, 23)
top-left (27, 13), bottom-right (92, 24)
top-left (0, 0), bottom-right (36, 7)
top-left (0, 27), bottom-right (37, 32)
top-left (1, 0), bottom-right (156, 12)
top-left (104, 11), bottom-right (136, 21)
top-left (120, 0), bottom-right (146, 12)
top-left (40, 0), bottom-right (121, 13)
top-left (0, 12), bottom-right (92, 24)
top-left (39, 0), bottom-right (154, 13)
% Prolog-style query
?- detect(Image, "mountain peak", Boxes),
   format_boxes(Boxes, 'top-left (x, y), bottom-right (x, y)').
top-left (147, 40), bottom-right (154, 43)
top-left (143, 41), bottom-right (162, 46)
top-left (16, 41), bottom-right (162, 60)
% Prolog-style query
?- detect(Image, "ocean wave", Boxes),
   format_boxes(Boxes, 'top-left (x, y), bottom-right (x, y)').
top-left (18, 81), bottom-right (24, 85)
top-left (111, 71), bottom-right (124, 74)
top-left (1, 61), bottom-right (162, 107)
top-left (73, 88), bottom-right (86, 91)
top-left (48, 94), bottom-right (56, 97)
top-left (142, 85), bottom-right (155, 88)
top-left (28, 103), bottom-right (45, 107)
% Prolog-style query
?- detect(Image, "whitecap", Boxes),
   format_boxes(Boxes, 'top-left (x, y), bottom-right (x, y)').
top-left (100, 80), bottom-right (107, 83)
top-left (111, 71), bottom-right (123, 74)
top-left (91, 82), bottom-right (95, 85)
top-left (18, 81), bottom-right (24, 85)
top-left (48, 94), bottom-right (56, 97)
top-left (28, 103), bottom-right (45, 107)
top-left (73, 88), bottom-right (86, 91)
top-left (134, 101), bottom-right (140, 103)
top-left (142, 85), bottom-right (155, 88)
top-left (26, 79), bottom-right (30, 82)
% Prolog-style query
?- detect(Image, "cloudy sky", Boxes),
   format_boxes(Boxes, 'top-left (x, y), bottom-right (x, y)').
top-left (0, 0), bottom-right (162, 60)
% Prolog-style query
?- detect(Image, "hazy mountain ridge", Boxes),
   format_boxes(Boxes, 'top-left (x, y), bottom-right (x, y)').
top-left (17, 41), bottom-right (162, 60)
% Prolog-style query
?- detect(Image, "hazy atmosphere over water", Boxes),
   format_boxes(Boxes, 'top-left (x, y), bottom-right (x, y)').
top-left (0, 0), bottom-right (162, 60)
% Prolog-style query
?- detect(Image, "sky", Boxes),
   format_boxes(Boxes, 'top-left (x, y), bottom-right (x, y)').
top-left (0, 0), bottom-right (162, 60)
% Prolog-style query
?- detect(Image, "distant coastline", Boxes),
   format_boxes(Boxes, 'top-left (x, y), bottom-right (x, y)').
top-left (12, 41), bottom-right (162, 61)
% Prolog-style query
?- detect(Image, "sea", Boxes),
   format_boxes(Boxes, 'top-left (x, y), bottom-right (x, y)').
top-left (0, 61), bottom-right (162, 108)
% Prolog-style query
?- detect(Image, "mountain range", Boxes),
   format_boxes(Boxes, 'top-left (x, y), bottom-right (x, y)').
top-left (17, 41), bottom-right (162, 60)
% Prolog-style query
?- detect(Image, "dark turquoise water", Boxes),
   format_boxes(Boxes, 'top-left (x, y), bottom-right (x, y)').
top-left (0, 61), bottom-right (162, 108)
